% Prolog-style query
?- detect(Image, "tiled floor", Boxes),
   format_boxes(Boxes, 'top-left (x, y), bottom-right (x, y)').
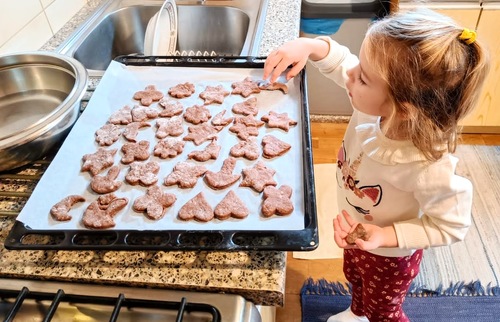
top-left (275, 122), bottom-right (500, 322)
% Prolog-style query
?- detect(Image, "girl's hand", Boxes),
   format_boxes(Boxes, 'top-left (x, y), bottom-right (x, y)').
top-left (263, 38), bottom-right (330, 83)
top-left (333, 210), bottom-right (398, 250)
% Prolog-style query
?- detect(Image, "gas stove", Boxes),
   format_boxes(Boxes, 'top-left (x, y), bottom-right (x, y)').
top-left (0, 278), bottom-right (262, 322)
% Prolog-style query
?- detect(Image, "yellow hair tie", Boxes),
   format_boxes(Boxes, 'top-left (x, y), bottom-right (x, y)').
top-left (459, 28), bottom-right (477, 45)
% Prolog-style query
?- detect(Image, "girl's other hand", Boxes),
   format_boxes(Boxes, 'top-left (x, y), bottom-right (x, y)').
top-left (334, 210), bottom-right (398, 250)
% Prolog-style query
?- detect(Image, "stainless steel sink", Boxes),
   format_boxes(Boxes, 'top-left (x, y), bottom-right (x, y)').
top-left (57, 0), bottom-right (268, 76)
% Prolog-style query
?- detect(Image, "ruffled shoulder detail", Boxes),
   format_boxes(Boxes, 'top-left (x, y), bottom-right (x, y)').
top-left (355, 117), bottom-right (428, 165)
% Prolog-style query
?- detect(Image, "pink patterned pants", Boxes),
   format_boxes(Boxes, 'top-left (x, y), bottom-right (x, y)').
top-left (343, 249), bottom-right (423, 322)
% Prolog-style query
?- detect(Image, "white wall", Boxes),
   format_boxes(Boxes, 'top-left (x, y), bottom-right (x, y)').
top-left (0, 0), bottom-right (87, 55)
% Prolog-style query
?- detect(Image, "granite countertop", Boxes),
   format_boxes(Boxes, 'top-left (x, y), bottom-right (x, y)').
top-left (0, 0), bottom-right (303, 307)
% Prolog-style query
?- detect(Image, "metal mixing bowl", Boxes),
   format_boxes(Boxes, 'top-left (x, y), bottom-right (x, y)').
top-left (0, 52), bottom-right (88, 172)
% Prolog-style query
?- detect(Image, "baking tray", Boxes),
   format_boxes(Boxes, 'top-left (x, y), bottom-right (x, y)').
top-left (4, 56), bottom-right (318, 251)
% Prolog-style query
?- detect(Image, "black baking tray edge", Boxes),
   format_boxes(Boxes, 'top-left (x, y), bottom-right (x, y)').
top-left (4, 56), bottom-right (318, 252)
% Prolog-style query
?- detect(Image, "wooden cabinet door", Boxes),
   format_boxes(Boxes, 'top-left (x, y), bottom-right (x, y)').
top-left (463, 6), bottom-right (500, 131)
top-left (435, 8), bottom-right (500, 132)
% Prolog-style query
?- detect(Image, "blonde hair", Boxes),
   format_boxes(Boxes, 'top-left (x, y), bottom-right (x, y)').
top-left (364, 8), bottom-right (490, 161)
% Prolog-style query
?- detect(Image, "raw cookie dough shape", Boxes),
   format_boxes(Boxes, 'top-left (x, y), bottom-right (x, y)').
top-left (108, 105), bottom-right (133, 125)
top-left (204, 157), bottom-right (241, 190)
top-left (261, 185), bottom-right (294, 217)
top-left (232, 97), bottom-right (258, 116)
top-left (231, 77), bottom-right (261, 97)
top-left (229, 116), bottom-right (265, 140)
top-left (239, 161), bottom-right (277, 193)
top-left (95, 123), bottom-right (121, 146)
top-left (184, 104), bottom-right (211, 125)
top-left (153, 138), bottom-right (186, 159)
top-left (229, 123), bottom-right (260, 140)
top-left (125, 161), bottom-right (160, 186)
top-left (258, 82), bottom-right (289, 94)
top-left (178, 192), bottom-right (214, 222)
top-left (90, 165), bottom-right (122, 194)
top-left (133, 85), bottom-right (164, 106)
top-left (122, 122), bottom-right (151, 142)
top-left (164, 161), bottom-right (207, 188)
top-left (81, 148), bottom-right (117, 176)
top-left (199, 85), bottom-right (230, 105)
top-left (133, 185), bottom-right (177, 220)
top-left (183, 123), bottom-right (221, 145)
top-left (131, 105), bottom-right (159, 122)
top-left (82, 193), bottom-right (128, 229)
top-left (158, 99), bottom-right (184, 117)
top-left (188, 139), bottom-right (221, 162)
top-left (214, 190), bottom-right (249, 220)
top-left (211, 110), bottom-right (234, 128)
top-left (261, 135), bottom-right (291, 159)
top-left (261, 111), bottom-right (298, 132)
top-left (156, 116), bottom-right (184, 138)
top-left (229, 138), bottom-right (260, 161)
top-left (168, 82), bottom-right (195, 98)
top-left (346, 223), bottom-right (368, 245)
top-left (50, 195), bottom-right (86, 221)
top-left (121, 140), bottom-right (150, 164)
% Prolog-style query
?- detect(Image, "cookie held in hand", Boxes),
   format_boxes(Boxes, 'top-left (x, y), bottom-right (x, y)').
top-left (346, 223), bottom-right (368, 245)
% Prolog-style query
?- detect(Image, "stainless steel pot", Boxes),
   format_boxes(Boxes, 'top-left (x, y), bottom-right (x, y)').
top-left (0, 52), bottom-right (88, 172)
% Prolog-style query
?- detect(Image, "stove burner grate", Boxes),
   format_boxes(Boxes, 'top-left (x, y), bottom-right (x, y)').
top-left (0, 287), bottom-right (221, 322)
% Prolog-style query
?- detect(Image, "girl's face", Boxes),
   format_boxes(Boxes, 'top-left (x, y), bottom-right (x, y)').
top-left (346, 40), bottom-right (392, 118)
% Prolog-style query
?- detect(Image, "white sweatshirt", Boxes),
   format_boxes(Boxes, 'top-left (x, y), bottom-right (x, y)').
top-left (310, 37), bottom-right (473, 257)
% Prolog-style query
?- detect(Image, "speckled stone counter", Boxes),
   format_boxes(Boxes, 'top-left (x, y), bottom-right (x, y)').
top-left (0, 0), bottom-right (302, 307)
top-left (0, 217), bottom-right (286, 306)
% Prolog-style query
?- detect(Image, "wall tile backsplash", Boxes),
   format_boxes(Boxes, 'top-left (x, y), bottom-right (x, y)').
top-left (0, 0), bottom-right (86, 54)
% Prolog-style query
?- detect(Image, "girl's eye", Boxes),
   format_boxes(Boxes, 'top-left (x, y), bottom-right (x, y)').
top-left (358, 75), bottom-right (366, 85)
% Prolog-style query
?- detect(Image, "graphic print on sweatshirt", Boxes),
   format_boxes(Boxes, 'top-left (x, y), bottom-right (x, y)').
top-left (336, 141), bottom-right (382, 221)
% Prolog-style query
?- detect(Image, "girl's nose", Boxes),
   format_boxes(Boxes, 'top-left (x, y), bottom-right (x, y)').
top-left (346, 68), bottom-right (355, 85)
top-left (346, 68), bottom-right (354, 78)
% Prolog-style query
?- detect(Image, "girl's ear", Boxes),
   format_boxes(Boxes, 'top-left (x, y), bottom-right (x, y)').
top-left (397, 102), bottom-right (416, 121)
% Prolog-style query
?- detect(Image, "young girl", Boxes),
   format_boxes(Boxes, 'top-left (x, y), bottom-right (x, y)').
top-left (264, 8), bottom-right (490, 322)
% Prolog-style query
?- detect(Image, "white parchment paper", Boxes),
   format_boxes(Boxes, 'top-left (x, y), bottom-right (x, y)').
top-left (17, 61), bottom-right (307, 231)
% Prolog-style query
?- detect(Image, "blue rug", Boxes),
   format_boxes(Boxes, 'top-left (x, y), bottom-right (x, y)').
top-left (301, 278), bottom-right (500, 322)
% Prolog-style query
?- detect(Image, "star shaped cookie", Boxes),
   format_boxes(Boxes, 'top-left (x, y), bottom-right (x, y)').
top-left (239, 161), bottom-right (277, 192)
top-left (183, 123), bottom-right (221, 145)
top-left (261, 111), bottom-right (297, 132)
top-left (231, 77), bottom-right (261, 97)
top-left (199, 85), bottom-right (230, 105)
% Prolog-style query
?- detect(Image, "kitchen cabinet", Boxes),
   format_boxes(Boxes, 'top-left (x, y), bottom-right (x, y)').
top-left (379, 2), bottom-right (499, 132)
top-left (461, 5), bottom-right (500, 132)
top-left (433, 7), bottom-right (500, 132)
